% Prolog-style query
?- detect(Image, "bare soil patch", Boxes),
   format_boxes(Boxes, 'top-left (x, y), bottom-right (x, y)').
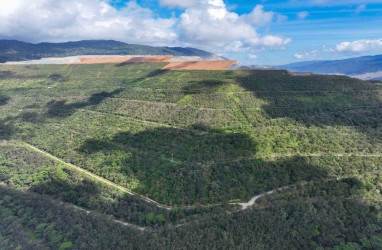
top-left (79, 56), bottom-right (173, 64)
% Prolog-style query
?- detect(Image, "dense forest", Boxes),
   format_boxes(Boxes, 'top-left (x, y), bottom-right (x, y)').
top-left (0, 63), bottom-right (381, 249)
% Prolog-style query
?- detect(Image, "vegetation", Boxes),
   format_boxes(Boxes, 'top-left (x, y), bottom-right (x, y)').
top-left (0, 63), bottom-right (381, 248)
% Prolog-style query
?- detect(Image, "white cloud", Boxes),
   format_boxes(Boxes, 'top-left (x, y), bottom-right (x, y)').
top-left (294, 39), bottom-right (382, 60)
top-left (0, 0), bottom-right (177, 45)
top-left (160, 0), bottom-right (198, 8)
top-left (225, 41), bottom-right (246, 52)
top-left (297, 11), bottom-right (309, 20)
top-left (355, 4), bottom-right (366, 14)
top-left (0, 0), bottom-right (290, 55)
top-left (250, 35), bottom-right (292, 48)
top-left (334, 39), bottom-right (382, 53)
top-left (294, 50), bottom-right (321, 59)
top-left (242, 5), bottom-right (274, 26)
top-left (178, 3), bottom-right (290, 52)
top-left (276, 14), bottom-right (288, 22)
top-left (249, 54), bottom-right (257, 60)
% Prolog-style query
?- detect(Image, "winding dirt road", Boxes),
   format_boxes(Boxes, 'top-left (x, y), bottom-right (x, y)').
top-left (236, 190), bottom-right (275, 210)
top-left (24, 141), bottom-right (342, 212)
top-left (24, 142), bottom-right (172, 210)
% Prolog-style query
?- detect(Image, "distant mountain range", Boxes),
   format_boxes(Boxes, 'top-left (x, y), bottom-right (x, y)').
top-left (0, 40), bottom-right (219, 63)
top-left (277, 54), bottom-right (382, 80)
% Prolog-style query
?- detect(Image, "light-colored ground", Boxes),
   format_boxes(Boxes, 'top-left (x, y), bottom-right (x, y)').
top-left (79, 56), bottom-right (173, 64)
top-left (352, 71), bottom-right (382, 80)
top-left (3, 55), bottom-right (174, 65)
top-left (169, 56), bottom-right (204, 62)
top-left (236, 190), bottom-right (275, 210)
top-left (162, 60), bottom-right (237, 70)
top-left (169, 55), bottom-right (225, 62)
top-left (4, 56), bottom-right (83, 64)
top-left (3, 55), bottom-right (237, 70)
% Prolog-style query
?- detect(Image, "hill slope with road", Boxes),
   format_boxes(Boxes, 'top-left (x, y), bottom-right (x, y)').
top-left (0, 63), bottom-right (381, 249)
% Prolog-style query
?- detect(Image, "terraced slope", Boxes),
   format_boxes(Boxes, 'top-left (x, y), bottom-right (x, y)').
top-left (1, 63), bottom-right (382, 205)
top-left (0, 63), bottom-right (382, 249)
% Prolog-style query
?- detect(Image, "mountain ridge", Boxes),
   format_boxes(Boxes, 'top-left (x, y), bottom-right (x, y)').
top-left (0, 39), bottom-right (218, 63)
top-left (277, 54), bottom-right (382, 79)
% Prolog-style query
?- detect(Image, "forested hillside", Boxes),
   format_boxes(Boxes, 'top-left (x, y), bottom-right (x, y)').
top-left (0, 40), bottom-right (216, 63)
top-left (0, 63), bottom-right (381, 249)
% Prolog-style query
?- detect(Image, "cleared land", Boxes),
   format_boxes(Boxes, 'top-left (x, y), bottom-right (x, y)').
top-left (3, 55), bottom-right (237, 71)
top-left (162, 60), bottom-right (237, 70)
top-left (79, 56), bottom-right (173, 64)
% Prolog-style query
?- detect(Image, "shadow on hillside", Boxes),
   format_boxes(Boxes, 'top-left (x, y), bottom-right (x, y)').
top-left (182, 80), bottom-right (227, 94)
top-left (1, 181), bottom-right (381, 249)
top-left (29, 175), bottom-right (170, 226)
top-left (8, 88), bottom-right (124, 135)
top-left (0, 70), bottom-right (45, 80)
top-left (145, 69), bottom-right (169, 78)
top-left (0, 71), bottom-right (13, 79)
top-left (115, 59), bottom-right (169, 67)
top-left (160, 178), bottom-right (382, 250)
top-left (119, 68), bottom-right (170, 86)
top-left (0, 95), bottom-right (17, 140)
top-left (45, 89), bottom-right (123, 118)
top-left (25, 65), bottom-right (40, 70)
top-left (20, 111), bottom-right (44, 124)
top-left (176, 70), bottom-right (382, 146)
top-left (48, 73), bottom-right (67, 82)
top-left (0, 117), bottom-right (17, 140)
top-left (0, 70), bottom-right (65, 81)
top-left (79, 126), bottom-right (256, 164)
top-left (0, 95), bottom-right (10, 106)
top-left (0, 185), bottom-right (157, 250)
top-left (232, 70), bottom-right (382, 129)
top-left (77, 125), bottom-right (328, 205)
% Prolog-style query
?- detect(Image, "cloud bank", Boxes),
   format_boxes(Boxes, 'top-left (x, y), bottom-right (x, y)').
top-left (178, 1), bottom-right (291, 52)
top-left (334, 39), bottom-right (382, 53)
top-left (0, 0), bottom-right (290, 54)
top-left (0, 0), bottom-right (177, 45)
top-left (294, 38), bottom-right (382, 59)
top-left (160, 0), bottom-right (198, 8)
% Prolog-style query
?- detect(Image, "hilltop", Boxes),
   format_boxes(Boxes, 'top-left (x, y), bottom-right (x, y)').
top-left (0, 39), bottom-right (221, 63)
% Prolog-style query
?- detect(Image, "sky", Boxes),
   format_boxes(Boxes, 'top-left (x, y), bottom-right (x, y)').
top-left (1, 0), bottom-right (382, 65)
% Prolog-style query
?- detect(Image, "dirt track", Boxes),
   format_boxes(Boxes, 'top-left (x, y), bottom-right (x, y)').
top-left (163, 60), bottom-right (237, 70)
top-left (23, 142), bottom-right (172, 210)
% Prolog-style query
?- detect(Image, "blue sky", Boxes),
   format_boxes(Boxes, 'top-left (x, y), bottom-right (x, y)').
top-left (110, 0), bottom-right (382, 64)
top-left (1, 0), bottom-right (382, 65)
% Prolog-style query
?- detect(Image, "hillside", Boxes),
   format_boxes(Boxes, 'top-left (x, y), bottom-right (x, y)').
top-left (0, 40), bottom-right (218, 63)
top-left (278, 54), bottom-right (382, 78)
top-left (0, 63), bottom-right (382, 249)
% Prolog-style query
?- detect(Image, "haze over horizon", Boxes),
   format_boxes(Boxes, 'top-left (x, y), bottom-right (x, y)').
top-left (1, 0), bottom-right (382, 65)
